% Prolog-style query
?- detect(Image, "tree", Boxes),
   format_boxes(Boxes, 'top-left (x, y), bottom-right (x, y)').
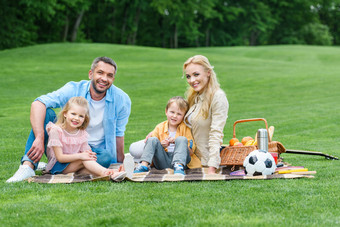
top-left (266, 0), bottom-right (319, 44)
top-left (1, 0), bottom-right (340, 50)
top-left (314, 0), bottom-right (340, 44)
top-left (204, 1), bottom-right (244, 46)
top-left (0, 0), bottom-right (58, 49)
top-left (60, 0), bottom-right (91, 42)
top-left (299, 22), bottom-right (333, 45)
top-left (150, 0), bottom-right (220, 48)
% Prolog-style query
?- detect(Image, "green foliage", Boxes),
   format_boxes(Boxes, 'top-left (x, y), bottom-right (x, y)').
top-left (314, 0), bottom-right (340, 44)
top-left (266, 0), bottom-right (319, 44)
top-left (0, 1), bottom-right (37, 49)
top-left (299, 23), bottom-right (333, 45)
top-left (2, 0), bottom-right (340, 49)
top-left (0, 43), bottom-right (340, 226)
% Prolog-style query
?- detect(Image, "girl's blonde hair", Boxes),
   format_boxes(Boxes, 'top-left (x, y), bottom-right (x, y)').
top-left (56, 97), bottom-right (90, 130)
top-left (166, 96), bottom-right (189, 113)
top-left (183, 55), bottom-right (220, 119)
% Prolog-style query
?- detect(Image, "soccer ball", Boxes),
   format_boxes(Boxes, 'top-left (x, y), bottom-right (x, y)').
top-left (243, 150), bottom-right (277, 176)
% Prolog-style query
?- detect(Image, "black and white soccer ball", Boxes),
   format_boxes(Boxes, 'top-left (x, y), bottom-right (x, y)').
top-left (243, 150), bottom-right (277, 176)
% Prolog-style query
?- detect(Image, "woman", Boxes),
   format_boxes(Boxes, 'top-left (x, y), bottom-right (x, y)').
top-left (129, 55), bottom-right (228, 174)
top-left (183, 55), bottom-right (229, 174)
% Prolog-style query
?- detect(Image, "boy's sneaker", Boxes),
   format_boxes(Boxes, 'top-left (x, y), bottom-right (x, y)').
top-left (173, 163), bottom-right (185, 175)
top-left (133, 163), bottom-right (149, 173)
top-left (6, 165), bottom-right (36, 183)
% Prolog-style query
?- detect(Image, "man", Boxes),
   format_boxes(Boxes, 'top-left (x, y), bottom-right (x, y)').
top-left (7, 56), bottom-right (131, 182)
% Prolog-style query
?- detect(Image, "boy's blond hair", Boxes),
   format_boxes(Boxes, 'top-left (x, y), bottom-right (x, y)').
top-left (166, 96), bottom-right (189, 113)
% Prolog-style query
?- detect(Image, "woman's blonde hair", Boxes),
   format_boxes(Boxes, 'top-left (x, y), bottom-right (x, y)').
top-left (166, 96), bottom-right (189, 113)
top-left (56, 97), bottom-right (90, 130)
top-left (183, 55), bottom-right (220, 119)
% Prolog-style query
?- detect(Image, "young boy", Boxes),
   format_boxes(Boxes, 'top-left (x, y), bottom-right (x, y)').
top-left (134, 96), bottom-right (201, 175)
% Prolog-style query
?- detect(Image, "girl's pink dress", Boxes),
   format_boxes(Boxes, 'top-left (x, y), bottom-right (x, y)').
top-left (45, 122), bottom-right (91, 173)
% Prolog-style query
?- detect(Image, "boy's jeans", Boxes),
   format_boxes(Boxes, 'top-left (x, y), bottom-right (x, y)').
top-left (140, 136), bottom-right (191, 169)
top-left (20, 108), bottom-right (112, 170)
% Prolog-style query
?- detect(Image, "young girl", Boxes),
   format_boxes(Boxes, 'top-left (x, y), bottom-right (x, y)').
top-left (45, 97), bottom-right (126, 180)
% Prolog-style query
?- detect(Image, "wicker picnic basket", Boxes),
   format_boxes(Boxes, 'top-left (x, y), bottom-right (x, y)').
top-left (220, 118), bottom-right (286, 167)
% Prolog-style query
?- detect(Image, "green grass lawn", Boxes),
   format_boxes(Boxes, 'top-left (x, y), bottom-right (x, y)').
top-left (0, 43), bottom-right (339, 226)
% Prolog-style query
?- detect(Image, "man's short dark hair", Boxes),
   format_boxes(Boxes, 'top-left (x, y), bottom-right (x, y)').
top-left (91, 56), bottom-right (117, 74)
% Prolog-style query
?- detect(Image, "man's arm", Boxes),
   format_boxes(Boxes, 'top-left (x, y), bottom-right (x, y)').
top-left (116, 136), bottom-right (125, 163)
top-left (26, 101), bottom-right (46, 163)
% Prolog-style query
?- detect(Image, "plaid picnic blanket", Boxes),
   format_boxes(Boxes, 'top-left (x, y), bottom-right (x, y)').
top-left (27, 165), bottom-right (314, 184)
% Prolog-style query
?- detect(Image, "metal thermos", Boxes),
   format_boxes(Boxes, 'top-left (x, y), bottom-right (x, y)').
top-left (257, 129), bottom-right (268, 152)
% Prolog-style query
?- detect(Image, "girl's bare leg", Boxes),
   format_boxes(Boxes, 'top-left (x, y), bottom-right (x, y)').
top-left (62, 160), bottom-right (84, 174)
top-left (76, 168), bottom-right (92, 175)
top-left (62, 160), bottom-right (126, 180)
top-left (82, 160), bottom-right (115, 177)
top-left (62, 160), bottom-right (106, 176)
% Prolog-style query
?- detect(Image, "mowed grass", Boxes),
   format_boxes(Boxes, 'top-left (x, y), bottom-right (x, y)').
top-left (0, 43), bottom-right (339, 226)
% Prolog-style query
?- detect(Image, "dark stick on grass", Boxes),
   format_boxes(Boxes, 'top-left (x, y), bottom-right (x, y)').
top-left (285, 149), bottom-right (339, 160)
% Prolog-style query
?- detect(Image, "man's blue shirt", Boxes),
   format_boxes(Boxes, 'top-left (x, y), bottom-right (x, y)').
top-left (36, 80), bottom-right (131, 163)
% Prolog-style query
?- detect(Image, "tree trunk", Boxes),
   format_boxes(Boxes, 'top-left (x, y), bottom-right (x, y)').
top-left (131, 6), bottom-right (141, 45)
top-left (160, 18), bottom-right (165, 48)
top-left (63, 16), bottom-right (69, 42)
top-left (205, 27), bottom-right (210, 47)
top-left (170, 35), bottom-right (173, 48)
top-left (121, 4), bottom-right (128, 44)
top-left (111, 7), bottom-right (115, 43)
top-left (174, 24), bottom-right (178, 48)
top-left (333, 24), bottom-right (336, 45)
top-left (249, 30), bottom-right (258, 46)
top-left (71, 9), bottom-right (85, 42)
top-left (195, 37), bottom-right (200, 47)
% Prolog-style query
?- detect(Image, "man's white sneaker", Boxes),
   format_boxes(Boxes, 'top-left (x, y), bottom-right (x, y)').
top-left (36, 162), bottom-right (47, 171)
top-left (6, 165), bottom-right (35, 183)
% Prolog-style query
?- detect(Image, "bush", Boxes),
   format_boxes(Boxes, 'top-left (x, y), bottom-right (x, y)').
top-left (299, 23), bottom-right (333, 45)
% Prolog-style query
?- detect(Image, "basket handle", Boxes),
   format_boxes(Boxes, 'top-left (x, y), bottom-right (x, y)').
top-left (232, 118), bottom-right (271, 142)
